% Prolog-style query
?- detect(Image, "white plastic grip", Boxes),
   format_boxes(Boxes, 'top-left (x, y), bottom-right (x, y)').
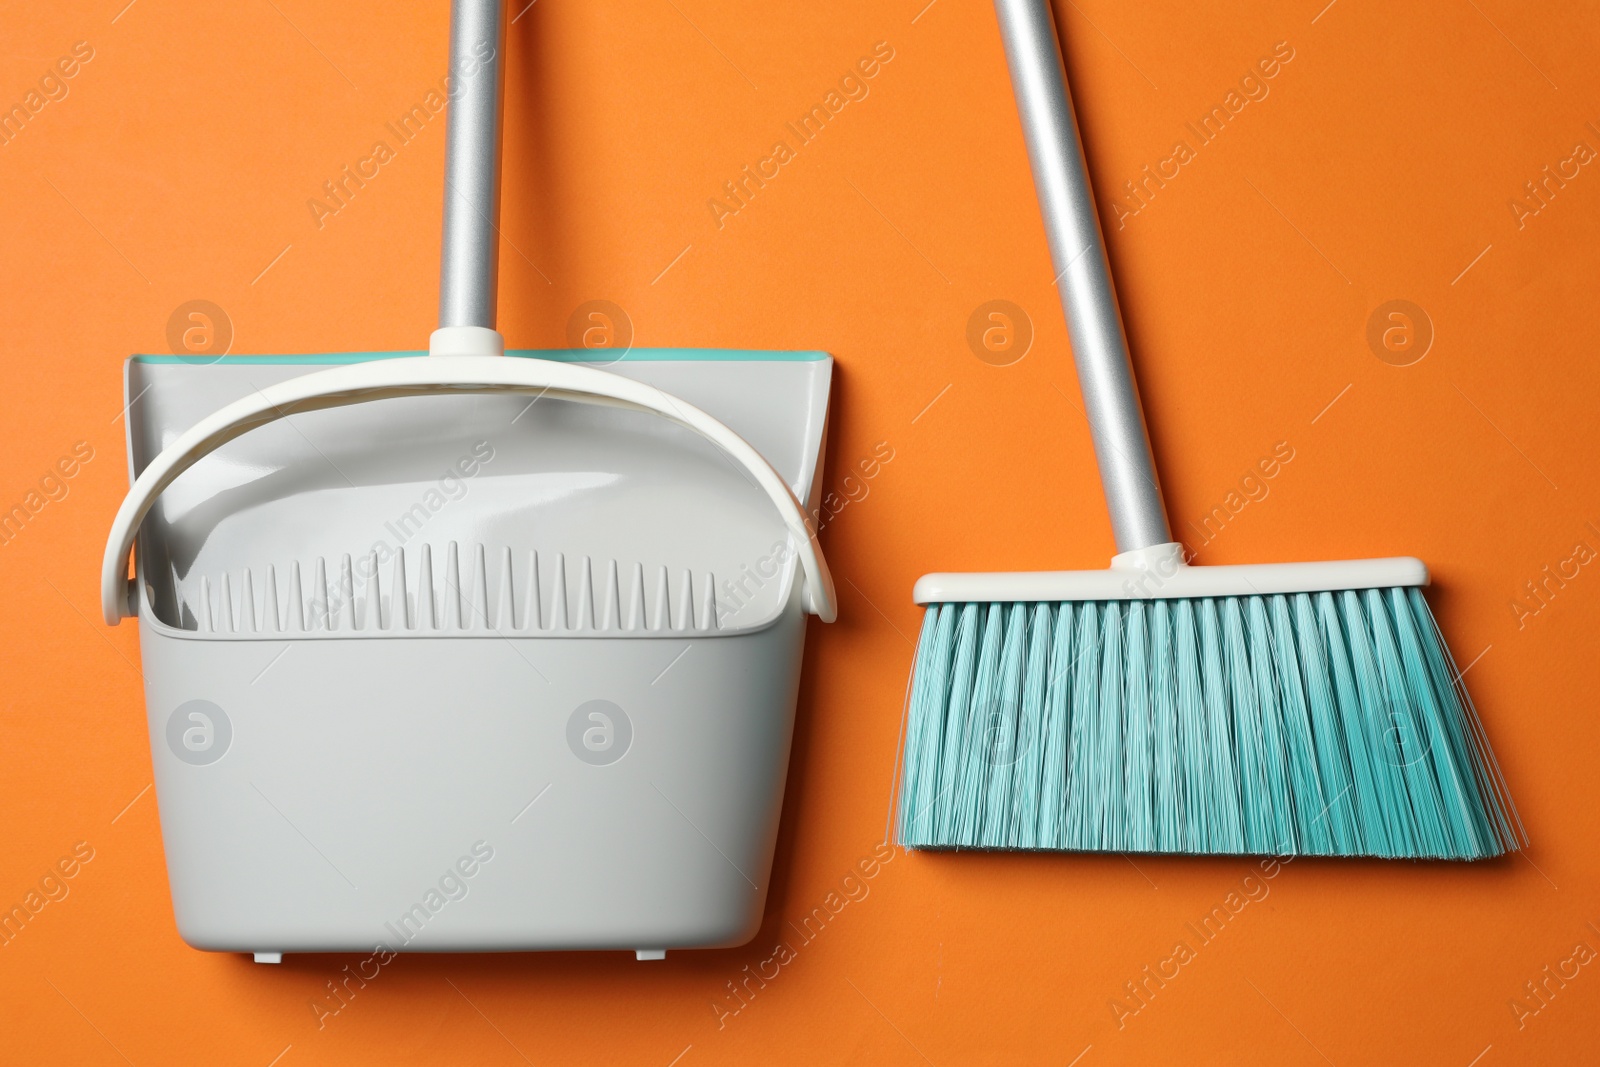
top-left (102, 356), bottom-right (838, 625)
top-left (912, 542), bottom-right (1429, 604)
top-left (429, 326), bottom-right (505, 357)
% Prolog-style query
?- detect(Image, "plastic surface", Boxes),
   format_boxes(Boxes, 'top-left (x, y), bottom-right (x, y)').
top-left (914, 543), bottom-right (1429, 604)
top-left (115, 351), bottom-right (834, 953)
top-left (429, 325), bottom-right (506, 357)
top-left (104, 355), bottom-right (836, 625)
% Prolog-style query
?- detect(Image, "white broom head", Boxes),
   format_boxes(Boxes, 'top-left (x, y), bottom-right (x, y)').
top-left (895, 544), bottom-right (1523, 859)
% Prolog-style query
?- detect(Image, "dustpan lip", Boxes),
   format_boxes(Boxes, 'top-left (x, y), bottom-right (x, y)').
top-left (128, 347), bottom-right (831, 366)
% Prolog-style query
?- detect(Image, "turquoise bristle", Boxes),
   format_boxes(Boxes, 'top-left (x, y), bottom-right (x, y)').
top-left (1064, 602), bottom-right (1108, 849)
top-left (1122, 600), bottom-right (1154, 851)
top-left (894, 588), bottom-right (1523, 858)
top-left (1269, 596), bottom-right (1339, 853)
top-left (1287, 594), bottom-right (1355, 850)
top-left (1196, 600), bottom-right (1246, 851)
top-left (1147, 602), bottom-right (1181, 852)
top-left (900, 606), bottom-right (949, 843)
top-left (1008, 603), bottom-right (1054, 848)
top-left (1033, 604), bottom-right (1074, 847)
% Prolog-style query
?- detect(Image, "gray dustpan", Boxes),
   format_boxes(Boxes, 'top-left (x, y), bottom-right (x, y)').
top-left (100, 0), bottom-right (835, 959)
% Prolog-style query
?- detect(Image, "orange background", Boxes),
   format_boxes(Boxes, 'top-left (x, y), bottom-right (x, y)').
top-left (4, 0), bottom-right (1599, 1063)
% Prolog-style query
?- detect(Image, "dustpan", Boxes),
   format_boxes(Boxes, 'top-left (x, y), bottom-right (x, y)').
top-left (99, 0), bottom-right (836, 960)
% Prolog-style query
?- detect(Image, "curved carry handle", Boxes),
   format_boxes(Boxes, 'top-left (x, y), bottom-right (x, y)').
top-left (102, 356), bottom-right (837, 625)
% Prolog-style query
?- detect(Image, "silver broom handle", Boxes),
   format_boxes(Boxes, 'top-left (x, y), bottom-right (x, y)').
top-left (993, 0), bottom-right (1171, 552)
top-left (439, 0), bottom-right (509, 331)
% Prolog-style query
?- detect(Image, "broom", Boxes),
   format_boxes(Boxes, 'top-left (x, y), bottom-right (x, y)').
top-left (894, 0), bottom-right (1523, 858)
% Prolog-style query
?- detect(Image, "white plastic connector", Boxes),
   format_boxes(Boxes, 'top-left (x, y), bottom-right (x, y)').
top-left (913, 542), bottom-right (1429, 604)
top-left (635, 949), bottom-right (666, 961)
top-left (428, 325), bottom-right (505, 358)
top-left (253, 952), bottom-right (283, 964)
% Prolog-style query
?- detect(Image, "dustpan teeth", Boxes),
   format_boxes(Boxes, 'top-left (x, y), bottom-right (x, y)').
top-left (627, 563), bottom-right (647, 631)
top-left (651, 567), bottom-right (671, 632)
top-left (895, 588), bottom-right (1524, 859)
top-left (700, 573), bottom-right (719, 631)
top-left (601, 560), bottom-right (622, 632)
top-left (575, 556), bottom-right (596, 631)
top-left (313, 557), bottom-right (332, 632)
top-left (264, 566), bottom-right (281, 632)
top-left (548, 552), bottom-right (569, 631)
top-left (200, 576), bottom-right (215, 633)
top-left (389, 552), bottom-right (408, 630)
top-left (523, 550), bottom-right (542, 631)
top-left (445, 543), bottom-right (464, 631)
top-left (496, 547), bottom-right (516, 631)
top-left (167, 562), bottom-right (182, 626)
top-left (237, 571), bottom-right (254, 634)
top-left (472, 545), bottom-right (489, 630)
top-left (288, 562), bottom-right (306, 633)
top-left (675, 569), bottom-right (695, 631)
top-left (165, 545), bottom-right (731, 636)
top-left (337, 554), bottom-right (356, 632)
top-left (417, 545), bottom-right (437, 631)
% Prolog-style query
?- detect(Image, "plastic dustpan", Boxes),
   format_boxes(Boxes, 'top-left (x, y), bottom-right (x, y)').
top-left (99, 1), bottom-right (836, 960)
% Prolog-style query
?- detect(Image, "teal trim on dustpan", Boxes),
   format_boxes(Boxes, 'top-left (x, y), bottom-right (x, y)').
top-left (130, 348), bottom-right (829, 365)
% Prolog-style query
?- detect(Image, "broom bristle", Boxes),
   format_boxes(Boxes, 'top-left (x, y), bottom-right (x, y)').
top-left (895, 587), bottom-right (1523, 858)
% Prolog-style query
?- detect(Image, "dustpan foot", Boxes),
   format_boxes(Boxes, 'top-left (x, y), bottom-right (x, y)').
top-left (252, 952), bottom-right (283, 964)
top-left (635, 949), bottom-right (666, 961)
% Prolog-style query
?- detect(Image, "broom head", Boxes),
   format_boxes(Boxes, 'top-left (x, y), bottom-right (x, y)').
top-left (894, 545), bottom-right (1523, 859)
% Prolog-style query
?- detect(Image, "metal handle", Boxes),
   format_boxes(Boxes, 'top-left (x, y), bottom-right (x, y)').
top-left (993, 0), bottom-right (1171, 552)
top-left (439, 0), bottom-right (509, 330)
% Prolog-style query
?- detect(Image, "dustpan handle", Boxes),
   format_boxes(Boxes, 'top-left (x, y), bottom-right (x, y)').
top-left (434, 0), bottom-right (509, 358)
top-left (994, 0), bottom-right (1171, 553)
top-left (101, 357), bottom-right (837, 625)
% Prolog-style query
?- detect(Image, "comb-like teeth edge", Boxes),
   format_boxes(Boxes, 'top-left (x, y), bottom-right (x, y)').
top-left (496, 546), bottom-right (515, 631)
top-left (548, 553), bottom-right (568, 631)
top-left (601, 560), bottom-right (621, 632)
top-left (314, 557), bottom-right (332, 632)
top-left (170, 547), bottom-right (736, 635)
top-left (444, 542), bottom-right (463, 631)
top-left (581, 557), bottom-right (598, 631)
top-left (651, 566), bottom-right (670, 632)
top-left (471, 544), bottom-right (489, 631)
